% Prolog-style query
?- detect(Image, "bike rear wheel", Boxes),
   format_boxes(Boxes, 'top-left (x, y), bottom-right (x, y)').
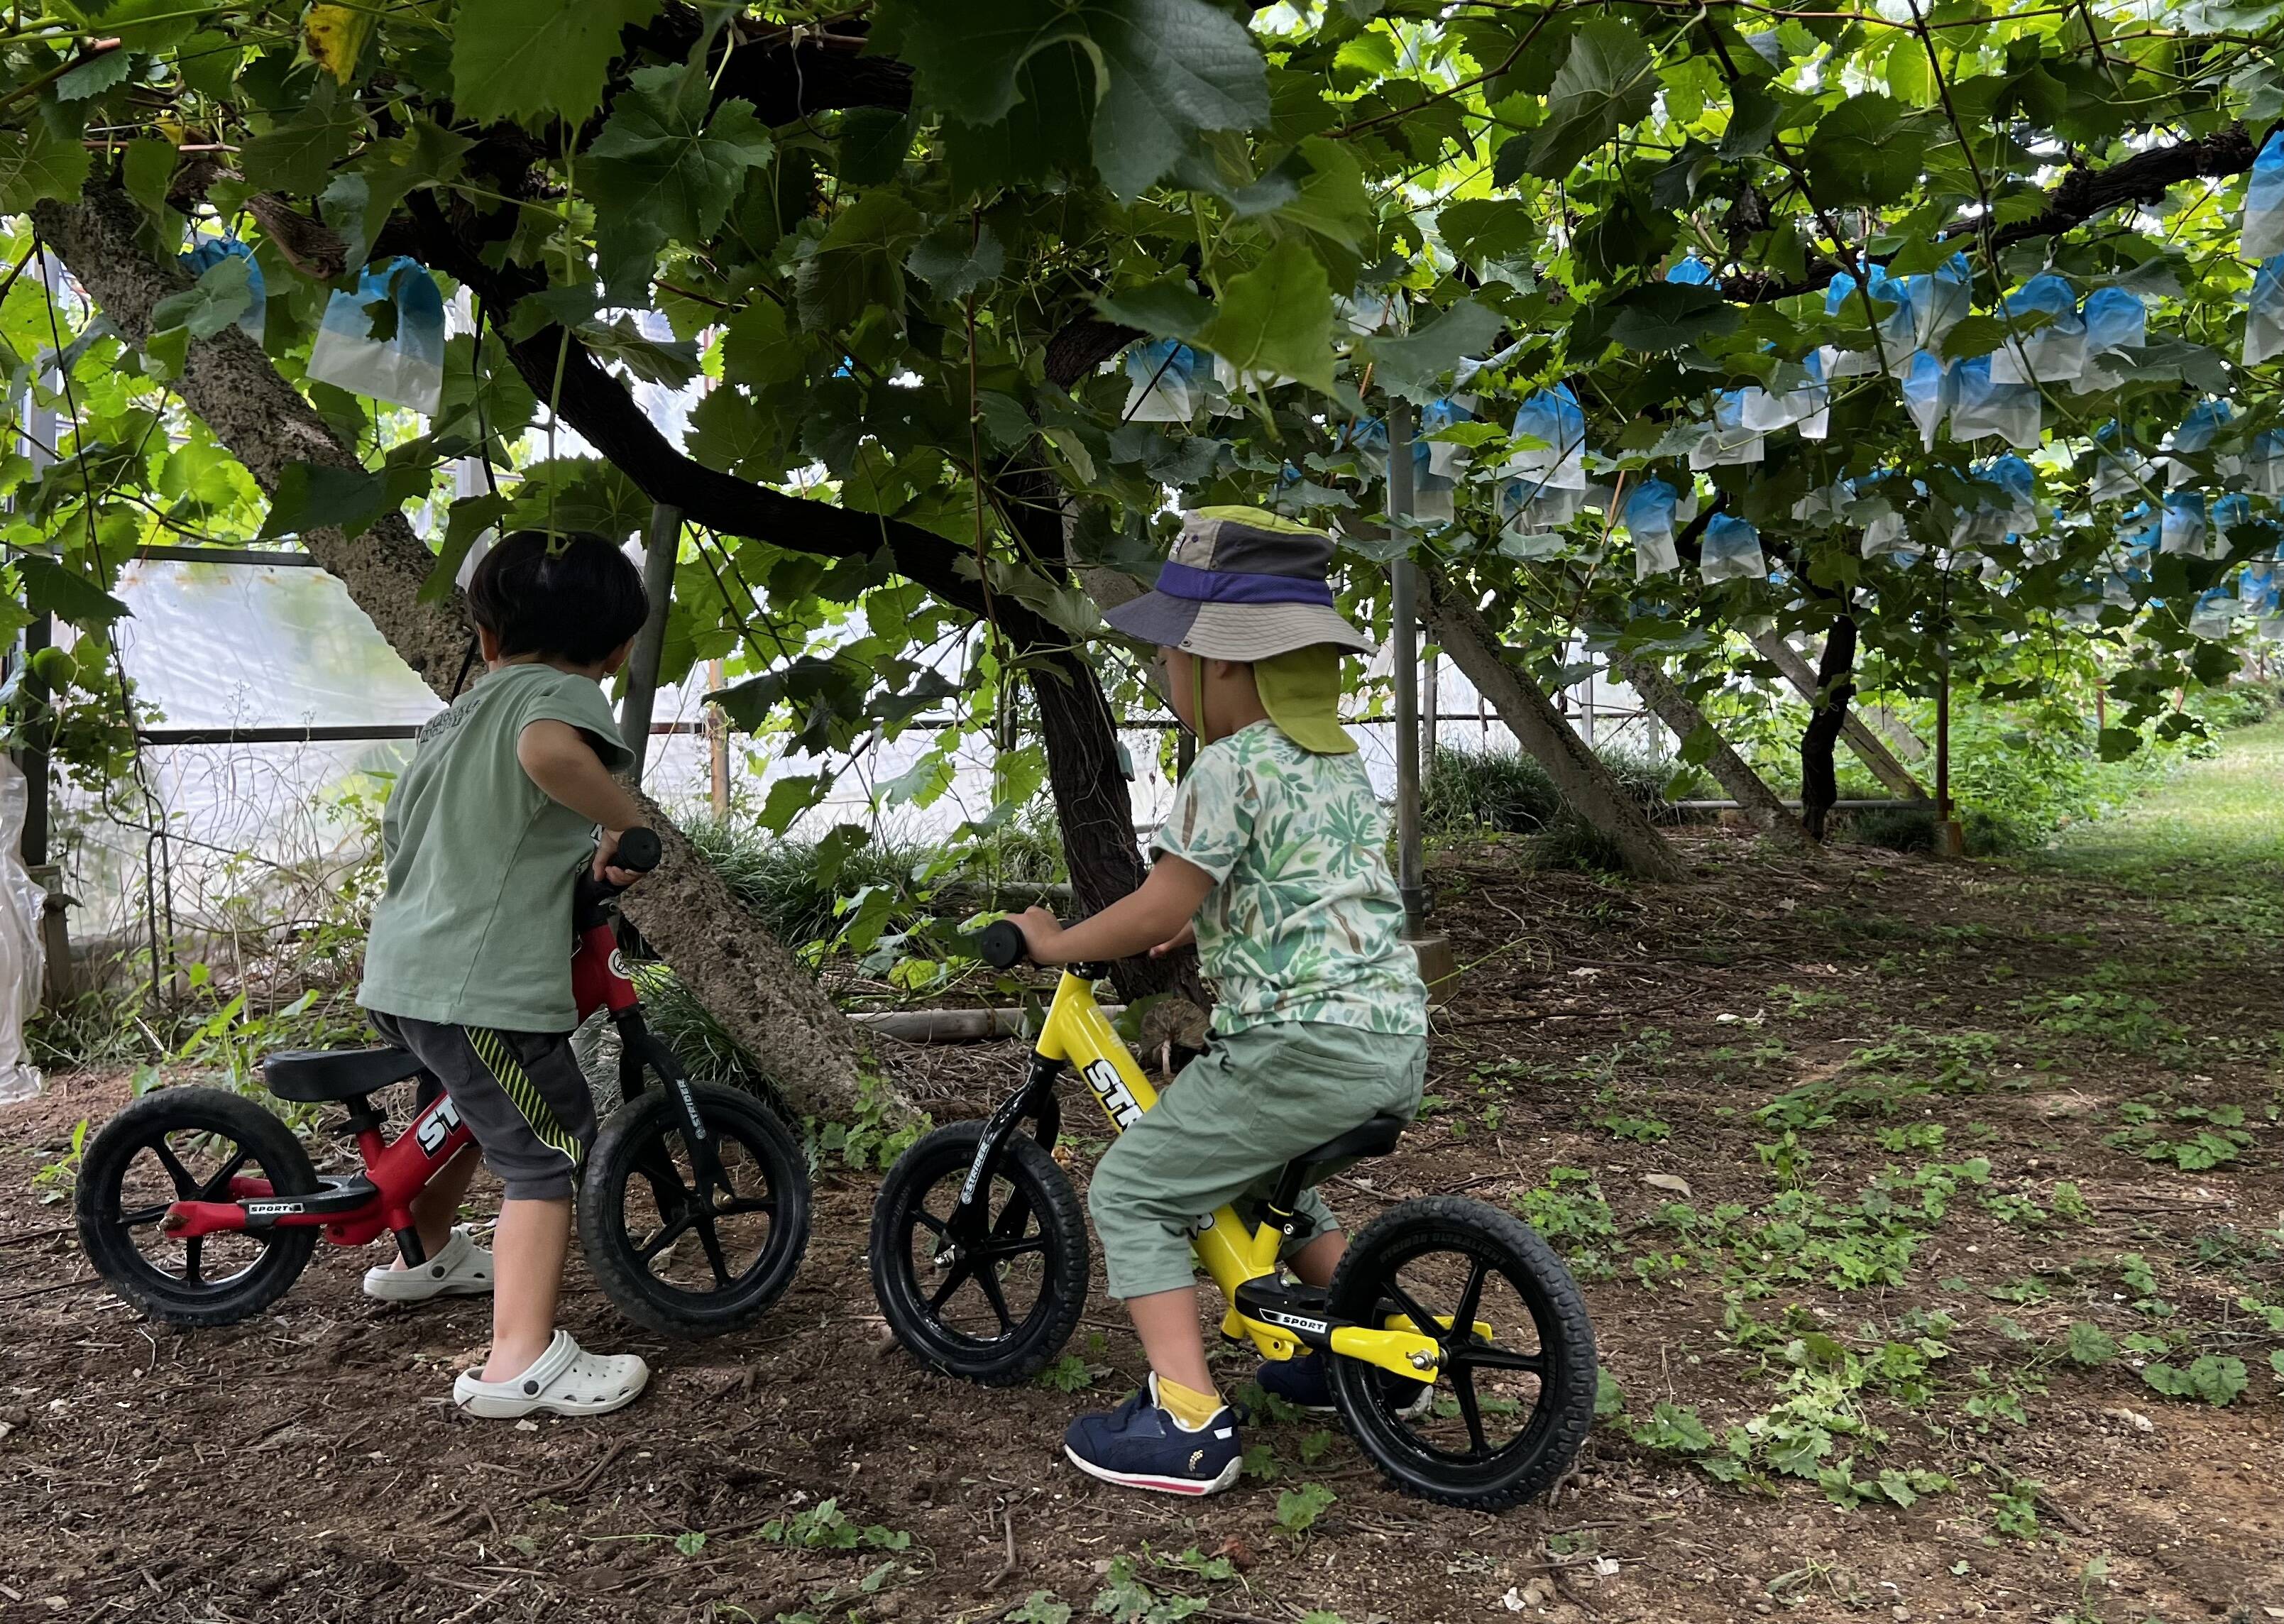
top-left (1326, 1195), bottom-right (1597, 1510)
top-left (579, 1080), bottom-right (811, 1338)
top-left (869, 1121), bottom-right (1088, 1386)
top-left (75, 1087), bottom-right (321, 1327)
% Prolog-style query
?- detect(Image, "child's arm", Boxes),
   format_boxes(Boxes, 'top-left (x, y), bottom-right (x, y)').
top-left (517, 720), bottom-right (651, 882)
top-left (1014, 855), bottom-right (1212, 965)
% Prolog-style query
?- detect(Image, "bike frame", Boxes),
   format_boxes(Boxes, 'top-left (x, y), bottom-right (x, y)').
top-left (943, 968), bottom-right (1451, 1384)
top-left (160, 902), bottom-right (722, 1263)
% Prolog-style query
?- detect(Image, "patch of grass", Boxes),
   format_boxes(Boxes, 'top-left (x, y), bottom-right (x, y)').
top-left (1422, 741), bottom-right (1685, 840)
top-left (1528, 811), bottom-right (1635, 874)
top-left (1848, 803), bottom-right (1938, 853)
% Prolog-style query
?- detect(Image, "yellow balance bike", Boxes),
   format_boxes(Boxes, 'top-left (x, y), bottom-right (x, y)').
top-left (867, 922), bottom-right (1597, 1510)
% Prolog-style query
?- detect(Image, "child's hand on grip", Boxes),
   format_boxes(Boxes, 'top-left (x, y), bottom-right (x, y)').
top-left (1014, 906), bottom-right (1066, 962)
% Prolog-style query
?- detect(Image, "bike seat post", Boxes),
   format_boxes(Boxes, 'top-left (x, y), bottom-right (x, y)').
top-left (334, 1092), bottom-right (389, 1165)
top-left (1253, 1158), bottom-right (1315, 1273)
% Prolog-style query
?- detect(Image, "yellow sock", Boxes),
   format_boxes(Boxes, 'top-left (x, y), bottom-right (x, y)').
top-left (1154, 1375), bottom-right (1224, 1431)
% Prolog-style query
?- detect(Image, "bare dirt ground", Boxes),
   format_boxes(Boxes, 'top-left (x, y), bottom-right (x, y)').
top-left (4, 746), bottom-right (2283, 1624)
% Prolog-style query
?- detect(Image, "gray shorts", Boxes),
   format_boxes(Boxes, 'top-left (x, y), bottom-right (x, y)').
top-left (369, 1012), bottom-right (595, 1201)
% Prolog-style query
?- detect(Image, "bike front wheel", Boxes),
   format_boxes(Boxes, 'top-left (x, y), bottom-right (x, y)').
top-left (579, 1080), bottom-right (811, 1338)
top-left (1325, 1195), bottom-right (1598, 1510)
top-left (869, 1121), bottom-right (1089, 1386)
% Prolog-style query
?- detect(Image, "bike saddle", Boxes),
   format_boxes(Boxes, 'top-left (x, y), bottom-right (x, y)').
top-left (1295, 1112), bottom-right (1408, 1168)
top-left (263, 1048), bottom-right (426, 1103)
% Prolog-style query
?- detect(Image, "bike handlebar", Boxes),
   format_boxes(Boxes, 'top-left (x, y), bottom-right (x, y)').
top-left (977, 919), bottom-right (1027, 970)
top-left (573, 826), bottom-right (661, 918)
top-left (613, 827), bottom-right (663, 874)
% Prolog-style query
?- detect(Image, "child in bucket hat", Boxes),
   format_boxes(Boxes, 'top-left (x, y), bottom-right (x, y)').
top-left (1014, 505), bottom-right (1429, 1496)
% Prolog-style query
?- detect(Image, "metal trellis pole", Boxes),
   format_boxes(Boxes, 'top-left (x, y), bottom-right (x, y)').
top-left (1388, 398), bottom-right (1426, 933)
top-left (620, 503), bottom-right (683, 783)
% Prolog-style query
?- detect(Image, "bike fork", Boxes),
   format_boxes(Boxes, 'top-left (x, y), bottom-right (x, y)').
top-left (613, 1009), bottom-right (730, 1192)
top-left (941, 1055), bottom-right (1063, 1251)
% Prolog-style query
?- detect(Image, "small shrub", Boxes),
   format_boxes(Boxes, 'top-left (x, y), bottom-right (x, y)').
top-left (1596, 745), bottom-right (1686, 823)
top-left (1530, 811), bottom-right (1632, 874)
top-left (1849, 803), bottom-right (1938, 853)
top-left (1422, 744), bottom-right (1561, 834)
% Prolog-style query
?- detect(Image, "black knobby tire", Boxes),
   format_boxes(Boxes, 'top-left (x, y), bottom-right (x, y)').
top-left (580, 1080), bottom-right (811, 1338)
top-left (869, 1121), bottom-right (1089, 1386)
top-left (75, 1087), bottom-right (321, 1327)
top-left (1325, 1195), bottom-right (1598, 1510)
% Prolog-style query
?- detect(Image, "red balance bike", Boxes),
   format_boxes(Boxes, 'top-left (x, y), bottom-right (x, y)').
top-left (75, 829), bottom-right (811, 1338)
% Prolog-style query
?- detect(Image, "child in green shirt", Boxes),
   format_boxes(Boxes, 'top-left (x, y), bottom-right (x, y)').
top-left (1014, 507), bottom-right (1429, 1495)
top-left (357, 530), bottom-right (655, 1420)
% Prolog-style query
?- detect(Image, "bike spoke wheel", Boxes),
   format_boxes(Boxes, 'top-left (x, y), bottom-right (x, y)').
top-left (1327, 1195), bottom-right (1598, 1510)
top-left (579, 1080), bottom-right (811, 1338)
top-left (868, 1121), bottom-right (1088, 1386)
top-left (76, 1087), bottom-right (319, 1328)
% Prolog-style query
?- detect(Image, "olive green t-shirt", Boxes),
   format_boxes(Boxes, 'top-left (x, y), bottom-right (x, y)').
top-left (358, 662), bottom-right (633, 1033)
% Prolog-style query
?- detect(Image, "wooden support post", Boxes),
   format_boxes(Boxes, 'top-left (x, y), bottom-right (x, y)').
top-left (1421, 644), bottom-right (1439, 778)
top-left (1936, 652), bottom-right (1964, 856)
top-left (706, 658), bottom-right (730, 816)
top-left (1747, 628), bottom-right (1928, 801)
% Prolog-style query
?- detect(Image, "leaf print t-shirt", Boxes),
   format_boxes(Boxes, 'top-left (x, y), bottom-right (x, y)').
top-left (1153, 720), bottom-right (1427, 1037)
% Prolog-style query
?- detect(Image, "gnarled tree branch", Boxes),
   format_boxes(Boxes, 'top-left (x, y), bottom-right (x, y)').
top-left (34, 178), bottom-right (882, 1119)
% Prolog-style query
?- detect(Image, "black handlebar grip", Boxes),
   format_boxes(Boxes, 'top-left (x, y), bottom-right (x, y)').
top-left (614, 827), bottom-right (662, 873)
top-left (977, 919), bottom-right (1028, 970)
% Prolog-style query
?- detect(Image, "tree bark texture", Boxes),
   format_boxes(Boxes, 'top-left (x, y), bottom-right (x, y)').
top-left (1420, 571), bottom-right (1686, 882)
top-left (35, 182), bottom-right (879, 1119)
top-left (1746, 629), bottom-right (1928, 801)
top-left (1799, 617), bottom-right (1860, 843)
top-left (995, 455), bottom-right (1202, 1006)
top-left (1618, 655), bottom-right (1810, 847)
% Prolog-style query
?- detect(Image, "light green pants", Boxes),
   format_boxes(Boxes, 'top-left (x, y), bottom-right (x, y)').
top-left (1087, 1021), bottom-right (1427, 1300)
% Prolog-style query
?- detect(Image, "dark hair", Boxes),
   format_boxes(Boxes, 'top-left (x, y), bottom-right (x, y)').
top-left (467, 530), bottom-right (649, 665)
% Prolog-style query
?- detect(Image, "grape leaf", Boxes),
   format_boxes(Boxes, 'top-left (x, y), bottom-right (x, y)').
top-left (884, 0), bottom-right (1266, 200)
top-left (1197, 237), bottom-right (1335, 393)
top-left (1089, 0), bottom-right (1273, 199)
top-left (1605, 282), bottom-right (1742, 353)
top-left (149, 252), bottom-right (254, 341)
top-left (1804, 94), bottom-right (1926, 206)
top-left (451, 0), bottom-right (662, 128)
top-left (2064, 1322), bottom-right (2117, 1366)
top-left (55, 45), bottom-right (134, 101)
top-left (906, 225), bottom-right (1006, 301)
top-left (302, 4), bottom-right (375, 85)
top-left (257, 461), bottom-right (389, 541)
top-left (1366, 298), bottom-right (1503, 401)
top-left (1525, 18), bottom-right (1656, 179)
top-left (588, 69), bottom-right (774, 246)
top-left (16, 555), bottom-right (128, 628)
top-left (837, 106), bottom-right (916, 185)
top-left (0, 119), bottom-right (92, 213)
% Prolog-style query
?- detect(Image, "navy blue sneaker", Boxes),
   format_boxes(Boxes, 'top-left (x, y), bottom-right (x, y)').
top-left (1063, 1376), bottom-right (1243, 1496)
top-left (1257, 1351), bottom-right (1434, 1419)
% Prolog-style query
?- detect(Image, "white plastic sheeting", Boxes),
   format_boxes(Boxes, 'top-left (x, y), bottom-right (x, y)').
top-left (116, 559), bottom-right (444, 730)
top-left (0, 759), bottom-right (45, 1102)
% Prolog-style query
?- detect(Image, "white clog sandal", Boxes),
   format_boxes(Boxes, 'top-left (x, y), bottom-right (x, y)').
top-left (363, 1226), bottom-right (493, 1302)
top-left (453, 1331), bottom-right (649, 1420)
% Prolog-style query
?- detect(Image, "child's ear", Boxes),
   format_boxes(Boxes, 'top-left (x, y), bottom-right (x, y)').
top-left (600, 637), bottom-right (637, 676)
top-left (476, 625), bottom-right (502, 664)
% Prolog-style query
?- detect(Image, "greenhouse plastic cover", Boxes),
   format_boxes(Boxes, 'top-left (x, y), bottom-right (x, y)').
top-left (115, 559), bottom-right (444, 730)
top-left (0, 759), bottom-right (44, 1102)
